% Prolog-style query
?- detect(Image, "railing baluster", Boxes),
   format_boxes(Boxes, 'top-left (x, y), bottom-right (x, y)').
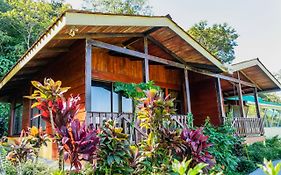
top-left (231, 117), bottom-right (265, 137)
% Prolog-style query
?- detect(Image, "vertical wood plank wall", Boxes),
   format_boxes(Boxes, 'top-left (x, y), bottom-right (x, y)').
top-left (91, 48), bottom-right (183, 90)
top-left (189, 72), bottom-right (221, 126)
top-left (19, 40), bottom-right (86, 135)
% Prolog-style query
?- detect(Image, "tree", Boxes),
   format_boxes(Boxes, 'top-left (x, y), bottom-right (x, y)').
top-left (0, 0), bottom-right (70, 78)
top-left (0, 0), bottom-right (71, 137)
top-left (82, 0), bottom-right (152, 15)
top-left (187, 21), bottom-right (239, 63)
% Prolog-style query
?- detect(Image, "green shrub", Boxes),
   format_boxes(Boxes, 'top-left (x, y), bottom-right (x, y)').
top-left (247, 136), bottom-right (281, 164)
top-left (203, 120), bottom-right (243, 174)
top-left (237, 136), bottom-right (281, 174)
top-left (236, 156), bottom-right (256, 174)
top-left (21, 160), bottom-right (52, 175)
top-left (95, 121), bottom-right (133, 175)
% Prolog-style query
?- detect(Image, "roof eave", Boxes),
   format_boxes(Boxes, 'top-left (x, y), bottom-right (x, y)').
top-left (232, 58), bottom-right (281, 91)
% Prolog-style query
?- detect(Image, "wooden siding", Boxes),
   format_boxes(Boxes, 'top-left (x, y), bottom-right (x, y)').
top-left (92, 48), bottom-right (143, 83)
top-left (16, 40), bottom-right (87, 134)
top-left (189, 72), bottom-right (221, 126)
top-left (91, 48), bottom-right (183, 90)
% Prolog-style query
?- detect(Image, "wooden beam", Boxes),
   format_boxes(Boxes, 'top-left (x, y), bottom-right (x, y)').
top-left (88, 39), bottom-right (255, 88)
top-left (216, 78), bottom-right (226, 123)
top-left (25, 59), bottom-right (51, 68)
top-left (184, 69), bottom-right (191, 113)
top-left (147, 35), bottom-right (186, 64)
top-left (88, 39), bottom-right (185, 69)
top-left (143, 37), bottom-right (149, 83)
top-left (122, 27), bottom-right (162, 46)
top-left (237, 72), bottom-right (245, 118)
top-left (240, 70), bottom-right (262, 90)
top-left (254, 87), bottom-right (261, 118)
top-left (41, 48), bottom-right (69, 53)
top-left (54, 33), bottom-right (145, 40)
top-left (8, 99), bottom-right (15, 136)
top-left (85, 39), bottom-right (92, 112)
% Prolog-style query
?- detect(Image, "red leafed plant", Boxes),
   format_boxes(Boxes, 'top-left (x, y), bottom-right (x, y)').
top-left (56, 119), bottom-right (100, 170)
top-left (34, 95), bottom-right (80, 129)
top-left (180, 128), bottom-right (214, 167)
top-left (25, 78), bottom-right (98, 171)
top-left (26, 78), bottom-right (80, 130)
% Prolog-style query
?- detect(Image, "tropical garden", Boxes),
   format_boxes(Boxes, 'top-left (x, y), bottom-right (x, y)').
top-left (0, 78), bottom-right (280, 175)
top-left (1, 0), bottom-right (281, 175)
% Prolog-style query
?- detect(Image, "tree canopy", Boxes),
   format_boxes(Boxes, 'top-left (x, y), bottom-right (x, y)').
top-left (82, 0), bottom-right (152, 15)
top-left (187, 21), bottom-right (239, 63)
top-left (0, 0), bottom-right (70, 78)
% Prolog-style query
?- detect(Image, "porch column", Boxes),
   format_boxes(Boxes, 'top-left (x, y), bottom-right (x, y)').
top-left (237, 72), bottom-right (246, 118)
top-left (216, 78), bottom-right (226, 122)
top-left (184, 69), bottom-right (191, 113)
top-left (143, 37), bottom-right (149, 83)
top-left (8, 99), bottom-right (15, 136)
top-left (254, 87), bottom-right (261, 118)
top-left (85, 39), bottom-right (92, 112)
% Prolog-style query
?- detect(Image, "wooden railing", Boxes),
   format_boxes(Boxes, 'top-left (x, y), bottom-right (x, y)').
top-left (86, 112), bottom-right (187, 144)
top-left (232, 117), bottom-right (265, 137)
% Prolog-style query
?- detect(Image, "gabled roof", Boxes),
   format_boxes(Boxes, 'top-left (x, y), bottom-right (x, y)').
top-left (0, 10), bottom-right (227, 91)
top-left (232, 58), bottom-right (281, 92)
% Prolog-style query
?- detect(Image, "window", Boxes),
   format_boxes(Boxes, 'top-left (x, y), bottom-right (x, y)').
top-left (91, 81), bottom-right (133, 113)
top-left (30, 107), bottom-right (46, 130)
top-left (13, 103), bottom-right (23, 135)
top-left (91, 81), bottom-right (112, 112)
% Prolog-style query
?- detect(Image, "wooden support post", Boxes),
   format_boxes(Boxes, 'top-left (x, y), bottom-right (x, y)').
top-left (254, 87), bottom-right (261, 118)
top-left (143, 37), bottom-right (149, 83)
top-left (8, 99), bottom-right (15, 136)
top-left (184, 69), bottom-right (191, 113)
top-left (85, 39), bottom-right (92, 113)
top-left (237, 72), bottom-right (245, 118)
top-left (216, 78), bottom-right (226, 123)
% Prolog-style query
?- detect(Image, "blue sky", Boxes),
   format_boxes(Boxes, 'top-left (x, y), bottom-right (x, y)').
top-left (67, 0), bottom-right (281, 73)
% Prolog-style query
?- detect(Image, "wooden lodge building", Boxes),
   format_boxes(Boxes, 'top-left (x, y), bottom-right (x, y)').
top-left (0, 10), bottom-right (280, 157)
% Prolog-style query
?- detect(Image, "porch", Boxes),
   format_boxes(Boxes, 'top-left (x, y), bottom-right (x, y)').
top-left (86, 111), bottom-right (188, 144)
top-left (84, 39), bottom-right (267, 139)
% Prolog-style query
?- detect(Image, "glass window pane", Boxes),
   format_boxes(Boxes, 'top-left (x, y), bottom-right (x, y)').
top-left (13, 103), bottom-right (23, 135)
top-left (113, 92), bottom-right (119, 113)
top-left (122, 96), bottom-right (133, 113)
top-left (91, 81), bottom-right (111, 112)
top-left (31, 107), bottom-right (39, 127)
top-left (31, 107), bottom-right (46, 130)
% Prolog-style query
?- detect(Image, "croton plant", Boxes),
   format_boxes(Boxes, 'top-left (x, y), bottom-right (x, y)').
top-left (5, 79), bottom-right (217, 173)
top-left (26, 78), bottom-right (100, 171)
top-left (57, 119), bottom-right (99, 170)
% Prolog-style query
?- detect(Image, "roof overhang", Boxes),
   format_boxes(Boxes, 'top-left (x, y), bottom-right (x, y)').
top-left (232, 58), bottom-right (281, 92)
top-left (63, 11), bottom-right (226, 71)
top-left (0, 10), bottom-right (227, 95)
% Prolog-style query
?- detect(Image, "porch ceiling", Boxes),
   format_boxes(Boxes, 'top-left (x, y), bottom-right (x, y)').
top-left (232, 58), bottom-right (281, 92)
top-left (0, 10), bottom-right (227, 101)
top-left (221, 58), bottom-right (281, 97)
